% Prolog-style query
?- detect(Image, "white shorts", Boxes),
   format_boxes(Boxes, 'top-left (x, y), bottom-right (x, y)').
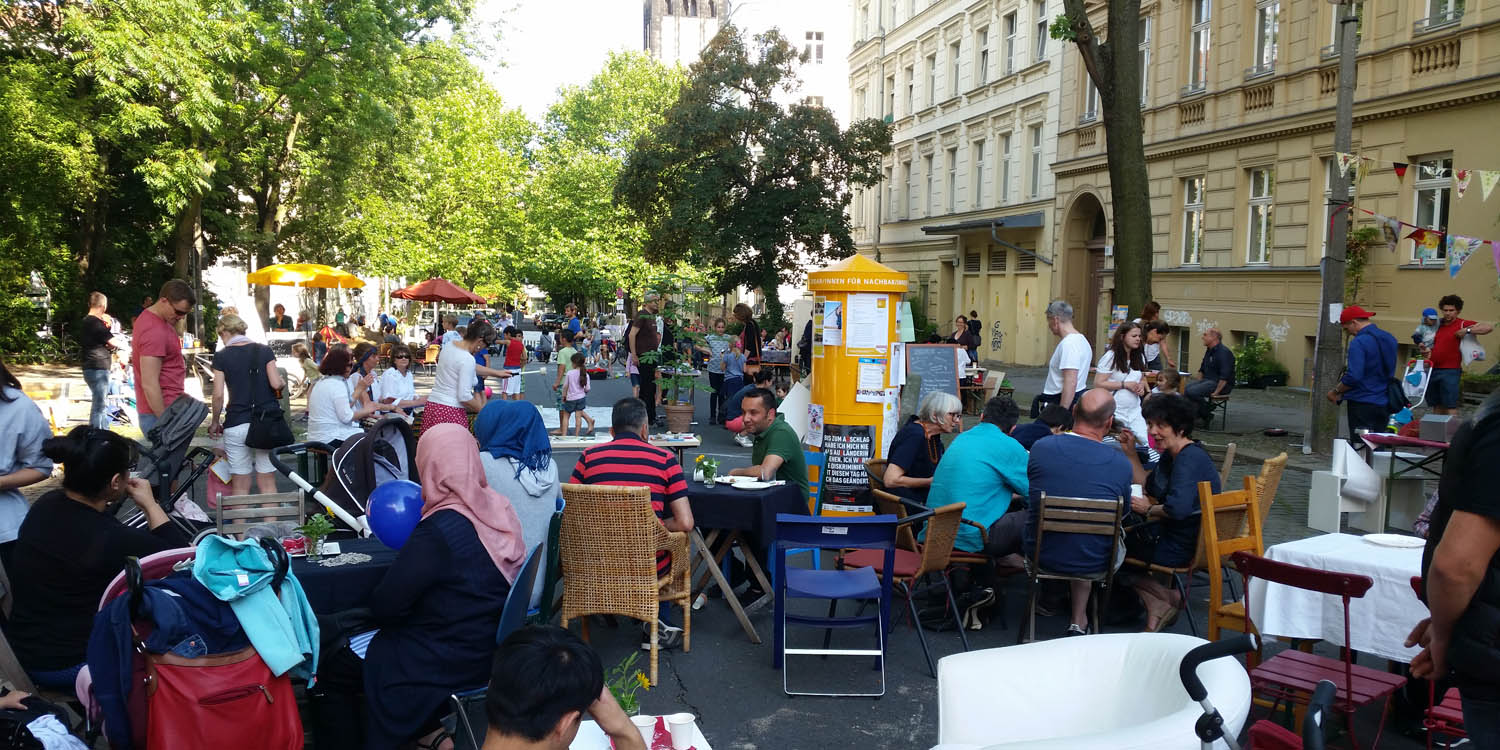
top-left (222, 422), bottom-right (275, 475)
top-left (503, 372), bottom-right (523, 395)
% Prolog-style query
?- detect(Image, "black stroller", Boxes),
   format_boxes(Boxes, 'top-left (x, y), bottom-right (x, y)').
top-left (270, 416), bottom-right (418, 536)
top-left (122, 395), bottom-right (216, 539)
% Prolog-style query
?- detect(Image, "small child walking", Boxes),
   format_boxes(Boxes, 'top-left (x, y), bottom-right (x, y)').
top-left (561, 352), bottom-right (594, 436)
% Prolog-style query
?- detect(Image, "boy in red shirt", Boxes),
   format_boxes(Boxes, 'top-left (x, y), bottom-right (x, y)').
top-left (1428, 294), bottom-right (1494, 414)
top-left (501, 326), bottom-right (526, 401)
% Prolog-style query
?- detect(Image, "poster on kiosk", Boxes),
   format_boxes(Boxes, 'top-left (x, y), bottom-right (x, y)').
top-left (805, 255), bottom-right (908, 515)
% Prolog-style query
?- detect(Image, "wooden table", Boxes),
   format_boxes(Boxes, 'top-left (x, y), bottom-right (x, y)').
top-left (759, 360), bottom-right (801, 384)
top-left (686, 481), bottom-right (808, 643)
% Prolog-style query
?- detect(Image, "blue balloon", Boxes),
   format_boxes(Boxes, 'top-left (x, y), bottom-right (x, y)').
top-left (368, 479), bottom-right (423, 549)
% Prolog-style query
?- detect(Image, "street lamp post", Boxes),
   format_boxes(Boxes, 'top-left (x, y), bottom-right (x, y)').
top-left (1308, 0), bottom-right (1359, 454)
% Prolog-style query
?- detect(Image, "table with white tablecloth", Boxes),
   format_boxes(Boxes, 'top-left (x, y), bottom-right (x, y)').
top-left (1246, 532), bottom-right (1428, 663)
top-left (570, 718), bottom-right (713, 749)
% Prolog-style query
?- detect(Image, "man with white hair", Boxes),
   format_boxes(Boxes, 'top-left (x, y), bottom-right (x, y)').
top-left (1034, 300), bottom-right (1093, 418)
top-left (1185, 327), bottom-right (1235, 426)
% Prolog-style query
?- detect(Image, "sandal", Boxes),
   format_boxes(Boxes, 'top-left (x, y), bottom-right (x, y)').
top-left (1144, 596), bottom-right (1183, 633)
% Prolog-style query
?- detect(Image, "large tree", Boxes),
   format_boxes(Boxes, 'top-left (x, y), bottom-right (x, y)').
top-left (614, 25), bottom-right (892, 323)
top-left (1051, 3), bottom-right (1152, 315)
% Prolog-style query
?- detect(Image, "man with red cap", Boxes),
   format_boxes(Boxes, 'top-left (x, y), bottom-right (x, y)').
top-left (1327, 304), bottom-right (1399, 440)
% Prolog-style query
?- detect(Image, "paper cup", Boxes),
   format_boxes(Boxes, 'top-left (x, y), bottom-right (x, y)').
top-left (666, 713), bottom-right (695, 750)
top-left (630, 715), bottom-right (656, 746)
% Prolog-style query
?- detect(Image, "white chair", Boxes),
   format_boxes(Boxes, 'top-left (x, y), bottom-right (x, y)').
top-left (932, 633), bottom-right (1251, 750)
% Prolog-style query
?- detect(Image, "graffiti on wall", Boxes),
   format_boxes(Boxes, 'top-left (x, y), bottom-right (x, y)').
top-left (1161, 309), bottom-right (1192, 327)
top-left (990, 322), bottom-right (1005, 353)
top-left (1265, 318), bottom-right (1291, 344)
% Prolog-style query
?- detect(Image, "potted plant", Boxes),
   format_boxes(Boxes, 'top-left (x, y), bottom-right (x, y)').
top-left (694, 454), bottom-right (719, 485)
top-left (604, 651), bottom-right (651, 715)
top-left (296, 513), bottom-right (336, 560)
top-left (1233, 337), bottom-right (1289, 389)
top-left (640, 298), bottom-right (711, 433)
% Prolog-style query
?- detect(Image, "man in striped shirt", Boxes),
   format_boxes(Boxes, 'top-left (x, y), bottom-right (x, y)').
top-left (570, 397), bottom-right (695, 651)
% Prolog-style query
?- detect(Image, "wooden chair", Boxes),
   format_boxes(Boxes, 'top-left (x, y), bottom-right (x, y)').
top-left (1411, 576), bottom-right (1468, 749)
top-left (1217, 442), bottom-right (1237, 488)
top-left (423, 344), bottom-right (442, 372)
top-left (1019, 493), bottom-right (1123, 643)
top-left (216, 491), bottom-right (305, 538)
top-left (558, 483), bottom-right (691, 686)
top-left (1200, 475), bottom-right (1264, 642)
top-left (1232, 551), bottom-right (1407, 750)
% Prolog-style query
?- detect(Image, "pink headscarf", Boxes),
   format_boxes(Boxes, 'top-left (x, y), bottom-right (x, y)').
top-left (415, 423), bottom-right (526, 581)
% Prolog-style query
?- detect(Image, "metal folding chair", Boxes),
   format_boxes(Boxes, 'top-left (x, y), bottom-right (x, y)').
top-left (449, 542), bottom-right (545, 747)
top-left (773, 513), bottom-right (896, 697)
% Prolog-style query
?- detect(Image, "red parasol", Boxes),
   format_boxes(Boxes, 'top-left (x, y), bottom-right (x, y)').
top-left (390, 278), bottom-right (485, 304)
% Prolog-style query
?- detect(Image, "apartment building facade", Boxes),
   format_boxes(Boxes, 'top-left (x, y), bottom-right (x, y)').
top-left (848, 0), bottom-right (1066, 366)
top-left (644, 0), bottom-right (724, 67)
top-left (1052, 0), bottom-right (1500, 384)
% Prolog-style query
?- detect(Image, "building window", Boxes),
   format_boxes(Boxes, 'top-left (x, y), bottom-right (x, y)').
top-left (1246, 168), bottom-right (1275, 264)
top-left (1000, 132), bottom-right (1012, 205)
top-left (1188, 0), bottom-right (1211, 93)
top-left (666, 0), bottom-right (674, 14)
top-left (903, 160), bottom-right (914, 219)
top-left (804, 31), bottom-right (825, 63)
top-left (1183, 176), bottom-right (1205, 264)
top-left (860, 4), bottom-right (870, 39)
top-left (1414, 154), bottom-right (1453, 261)
top-left (1003, 12), bottom-right (1017, 75)
top-left (950, 41), bottom-right (962, 97)
top-left (946, 147), bottom-right (958, 212)
top-left (889, 0), bottom-right (897, 28)
top-left (905, 65), bottom-right (915, 114)
top-left (1139, 16), bottom-right (1151, 105)
top-left (689, 0), bottom-right (697, 15)
top-left (976, 27), bottom-right (989, 86)
top-left (964, 251), bottom-right (981, 273)
top-left (709, 1), bottom-right (716, 17)
top-left (886, 74), bottom-right (895, 117)
top-left (802, 95), bottom-right (825, 107)
top-left (1033, 0), bottom-right (1048, 62)
top-left (924, 154), bottom-right (935, 216)
top-left (1028, 124), bottom-right (1043, 198)
top-left (1249, 0), bottom-right (1278, 77)
top-left (990, 246), bottom-right (1008, 272)
top-left (884, 167), bottom-right (895, 220)
top-left (1417, 0), bottom-right (1464, 31)
top-left (926, 54), bottom-right (937, 107)
top-left (1320, 157), bottom-right (1358, 257)
top-left (1326, 1), bottom-right (1363, 54)
top-left (972, 140), bottom-right (986, 209)
top-left (854, 86), bottom-right (866, 118)
top-left (1081, 76), bottom-right (1098, 123)
top-left (909, 0), bottom-right (917, 17)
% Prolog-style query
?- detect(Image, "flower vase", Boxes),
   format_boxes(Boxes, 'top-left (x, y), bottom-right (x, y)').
top-left (307, 537), bottom-right (325, 561)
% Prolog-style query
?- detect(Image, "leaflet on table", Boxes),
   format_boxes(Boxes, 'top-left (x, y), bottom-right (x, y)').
top-left (844, 293), bottom-right (888, 355)
top-left (822, 300), bottom-right (843, 347)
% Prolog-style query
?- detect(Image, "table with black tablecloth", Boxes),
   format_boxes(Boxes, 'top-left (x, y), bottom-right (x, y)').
top-left (686, 482), bottom-right (807, 643)
top-left (291, 536), bottom-right (400, 613)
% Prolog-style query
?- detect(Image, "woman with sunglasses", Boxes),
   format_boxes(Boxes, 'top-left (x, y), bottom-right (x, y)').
top-left (307, 349), bottom-right (394, 447)
top-left (883, 391), bottom-right (965, 504)
top-left (7, 426), bottom-right (190, 691)
top-left (377, 345), bottom-right (427, 414)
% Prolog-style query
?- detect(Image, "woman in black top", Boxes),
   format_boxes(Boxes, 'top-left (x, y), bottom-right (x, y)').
top-left (78, 292), bottom-right (116, 429)
top-left (733, 303), bottom-right (762, 375)
top-left (206, 313), bottom-right (284, 496)
top-left (8, 426), bottom-right (188, 691)
top-left (883, 391), bottom-right (964, 504)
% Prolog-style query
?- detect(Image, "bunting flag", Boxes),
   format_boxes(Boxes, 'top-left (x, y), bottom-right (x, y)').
top-left (1493, 240), bottom-right (1500, 280)
top-left (1456, 169), bottom-right (1473, 199)
top-left (1380, 216), bottom-right (1403, 252)
top-left (1448, 234), bottom-right (1481, 278)
top-left (1482, 170), bottom-right (1500, 201)
top-left (1393, 162), bottom-right (1409, 179)
top-left (1407, 228), bottom-right (1444, 261)
top-left (1336, 152), bottom-right (1359, 178)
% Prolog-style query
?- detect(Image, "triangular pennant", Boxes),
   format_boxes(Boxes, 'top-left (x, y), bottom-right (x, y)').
top-left (1447, 234), bottom-right (1480, 278)
top-left (1408, 228), bottom-right (1443, 261)
top-left (1456, 169), bottom-right (1473, 199)
top-left (1492, 240), bottom-right (1500, 278)
top-left (1393, 162), bottom-right (1409, 179)
top-left (1481, 170), bottom-right (1500, 201)
top-left (1380, 215), bottom-right (1402, 252)
top-left (1336, 152), bottom-right (1357, 178)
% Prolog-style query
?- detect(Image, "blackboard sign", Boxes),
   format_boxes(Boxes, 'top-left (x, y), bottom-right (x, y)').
top-left (905, 344), bottom-right (961, 403)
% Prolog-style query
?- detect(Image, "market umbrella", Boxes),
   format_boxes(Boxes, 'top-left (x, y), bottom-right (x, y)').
top-left (246, 263), bottom-right (366, 289)
top-left (390, 278), bottom-right (486, 341)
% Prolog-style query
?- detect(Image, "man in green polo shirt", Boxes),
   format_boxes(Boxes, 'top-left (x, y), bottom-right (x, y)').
top-left (727, 387), bottom-right (809, 502)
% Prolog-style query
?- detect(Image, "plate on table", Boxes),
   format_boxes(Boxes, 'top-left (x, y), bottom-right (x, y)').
top-left (1363, 533), bottom-right (1425, 548)
top-left (733, 481), bottom-right (774, 490)
top-left (722, 475), bottom-right (760, 485)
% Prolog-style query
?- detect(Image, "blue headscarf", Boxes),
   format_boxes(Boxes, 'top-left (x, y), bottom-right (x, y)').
top-left (473, 400), bottom-right (552, 480)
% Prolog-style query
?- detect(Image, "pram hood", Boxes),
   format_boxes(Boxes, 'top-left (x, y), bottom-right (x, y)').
top-left (321, 415), bottom-right (417, 527)
top-left (134, 395), bottom-right (207, 488)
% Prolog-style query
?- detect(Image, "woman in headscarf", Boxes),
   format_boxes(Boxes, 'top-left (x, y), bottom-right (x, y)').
top-left (361, 423), bottom-right (525, 750)
top-left (472, 400), bottom-right (559, 610)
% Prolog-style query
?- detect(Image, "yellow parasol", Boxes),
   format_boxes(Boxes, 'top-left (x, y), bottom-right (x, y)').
top-left (246, 263), bottom-right (366, 289)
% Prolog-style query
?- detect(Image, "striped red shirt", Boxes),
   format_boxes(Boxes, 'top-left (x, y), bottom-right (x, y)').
top-left (570, 433), bottom-right (688, 575)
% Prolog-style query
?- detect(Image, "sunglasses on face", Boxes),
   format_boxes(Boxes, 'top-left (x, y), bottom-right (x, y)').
top-left (170, 304), bottom-right (192, 319)
top-left (395, 355), bottom-right (410, 359)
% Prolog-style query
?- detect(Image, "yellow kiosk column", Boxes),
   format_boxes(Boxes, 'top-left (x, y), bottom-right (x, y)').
top-left (806, 256), bottom-right (908, 516)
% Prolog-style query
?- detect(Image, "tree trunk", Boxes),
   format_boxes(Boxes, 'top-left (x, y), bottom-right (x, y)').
top-left (172, 195), bottom-right (202, 282)
top-left (759, 258), bottom-right (785, 329)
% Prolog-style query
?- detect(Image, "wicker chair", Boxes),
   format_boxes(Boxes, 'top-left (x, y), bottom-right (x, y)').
top-left (1254, 452), bottom-right (1288, 524)
top-left (866, 459), bottom-right (888, 490)
top-left (559, 483), bottom-right (691, 685)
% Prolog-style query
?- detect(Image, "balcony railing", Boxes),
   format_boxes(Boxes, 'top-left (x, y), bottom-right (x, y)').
top-left (1413, 7), bottom-right (1463, 33)
top-left (1078, 111), bottom-right (1098, 125)
top-left (1180, 81), bottom-right (1207, 97)
top-left (1244, 61), bottom-right (1275, 80)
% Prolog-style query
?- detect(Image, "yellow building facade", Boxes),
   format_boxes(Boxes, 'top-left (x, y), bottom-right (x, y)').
top-left (1052, 0), bottom-right (1500, 383)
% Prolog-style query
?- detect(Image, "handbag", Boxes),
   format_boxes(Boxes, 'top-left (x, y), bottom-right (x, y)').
top-left (245, 345), bottom-right (294, 449)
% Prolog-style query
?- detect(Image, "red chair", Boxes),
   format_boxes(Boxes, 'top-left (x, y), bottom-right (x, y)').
top-left (1410, 576), bottom-right (1467, 749)
top-left (1231, 550), bottom-right (1407, 749)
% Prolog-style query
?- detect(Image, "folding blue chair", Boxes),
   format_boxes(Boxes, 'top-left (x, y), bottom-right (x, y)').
top-left (449, 542), bottom-right (546, 747)
top-left (773, 513), bottom-right (897, 697)
top-left (780, 451), bottom-right (827, 574)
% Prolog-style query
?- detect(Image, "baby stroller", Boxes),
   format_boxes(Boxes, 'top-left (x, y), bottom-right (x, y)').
top-left (1183, 634), bottom-right (1337, 750)
top-left (123, 396), bottom-right (216, 539)
top-left (83, 542), bottom-right (304, 749)
top-left (270, 416), bottom-right (418, 536)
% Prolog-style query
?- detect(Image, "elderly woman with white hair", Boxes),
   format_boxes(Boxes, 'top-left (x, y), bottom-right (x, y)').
top-left (883, 390), bottom-right (964, 504)
top-left (208, 313), bottom-right (285, 496)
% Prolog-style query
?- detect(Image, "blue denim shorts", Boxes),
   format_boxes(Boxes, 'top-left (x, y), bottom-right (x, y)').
top-left (1428, 367), bottom-right (1461, 408)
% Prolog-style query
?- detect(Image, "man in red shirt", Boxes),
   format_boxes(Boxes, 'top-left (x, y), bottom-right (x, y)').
top-left (1428, 294), bottom-right (1495, 415)
top-left (570, 397), bottom-right (694, 650)
top-left (132, 279), bottom-right (196, 435)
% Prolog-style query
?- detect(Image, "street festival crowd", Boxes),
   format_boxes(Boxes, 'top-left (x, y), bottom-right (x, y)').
top-left (0, 278), bottom-right (1495, 747)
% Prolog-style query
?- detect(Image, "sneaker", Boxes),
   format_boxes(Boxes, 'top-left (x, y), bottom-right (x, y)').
top-left (1065, 623), bottom-right (1088, 637)
top-left (640, 621), bottom-right (684, 651)
top-left (734, 434), bottom-right (754, 448)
